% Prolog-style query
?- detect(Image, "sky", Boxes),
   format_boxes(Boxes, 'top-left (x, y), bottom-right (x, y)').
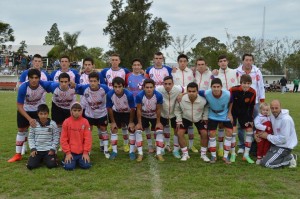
top-left (1, 0), bottom-right (300, 62)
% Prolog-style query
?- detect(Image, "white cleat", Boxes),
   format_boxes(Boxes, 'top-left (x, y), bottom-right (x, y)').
top-left (180, 154), bottom-right (190, 161)
top-left (201, 155), bottom-right (210, 163)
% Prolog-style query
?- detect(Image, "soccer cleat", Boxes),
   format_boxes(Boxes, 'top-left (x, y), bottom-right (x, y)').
top-left (237, 148), bottom-right (244, 154)
top-left (210, 156), bottom-right (217, 164)
top-left (230, 154), bottom-right (236, 163)
top-left (108, 144), bottom-right (112, 152)
top-left (148, 146), bottom-right (155, 153)
top-left (222, 157), bottom-right (231, 164)
top-left (256, 159), bottom-right (261, 165)
top-left (156, 154), bottom-right (165, 161)
top-left (289, 154), bottom-right (297, 168)
top-left (129, 152), bottom-right (136, 160)
top-left (172, 151), bottom-right (181, 159)
top-left (180, 154), bottom-right (190, 161)
top-left (217, 149), bottom-right (224, 157)
top-left (100, 146), bottom-right (104, 152)
top-left (123, 144), bottom-right (130, 153)
top-left (136, 154), bottom-right (143, 162)
top-left (243, 156), bottom-right (254, 164)
top-left (109, 152), bottom-right (117, 160)
top-left (190, 146), bottom-right (199, 153)
top-left (200, 155), bottom-right (210, 163)
top-left (104, 152), bottom-right (110, 159)
top-left (7, 154), bottom-right (22, 163)
top-left (165, 145), bottom-right (172, 152)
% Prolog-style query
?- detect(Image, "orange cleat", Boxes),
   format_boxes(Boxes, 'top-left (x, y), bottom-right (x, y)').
top-left (7, 153), bottom-right (22, 163)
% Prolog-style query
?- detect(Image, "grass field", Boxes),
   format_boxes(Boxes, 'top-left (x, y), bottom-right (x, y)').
top-left (0, 91), bottom-right (299, 199)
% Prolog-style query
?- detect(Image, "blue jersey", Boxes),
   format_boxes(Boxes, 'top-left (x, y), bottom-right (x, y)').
top-left (135, 90), bottom-right (163, 119)
top-left (145, 65), bottom-right (172, 86)
top-left (106, 89), bottom-right (135, 112)
top-left (125, 73), bottom-right (146, 97)
top-left (76, 84), bottom-right (110, 118)
top-left (199, 89), bottom-right (231, 121)
top-left (50, 69), bottom-right (80, 84)
top-left (100, 67), bottom-right (130, 89)
top-left (19, 69), bottom-right (50, 83)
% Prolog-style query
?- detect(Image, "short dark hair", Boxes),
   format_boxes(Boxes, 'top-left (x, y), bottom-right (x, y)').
top-left (32, 54), bottom-right (42, 60)
top-left (58, 72), bottom-right (70, 81)
top-left (163, 76), bottom-right (173, 82)
top-left (242, 53), bottom-right (254, 61)
top-left (196, 57), bottom-right (206, 64)
top-left (37, 104), bottom-right (49, 113)
top-left (177, 54), bottom-right (188, 62)
top-left (28, 68), bottom-right (41, 78)
top-left (83, 57), bottom-right (94, 65)
top-left (112, 77), bottom-right (125, 87)
top-left (132, 58), bottom-right (142, 65)
top-left (187, 82), bottom-right (198, 91)
top-left (154, 52), bottom-right (164, 57)
top-left (240, 74), bottom-right (252, 84)
top-left (110, 53), bottom-right (120, 58)
top-left (71, 102), bottom-right (82, 110)
top-left (60, 55), bottom-right (70, 62)
top-left (88, 72), bottom-right (99, 81)
top-left (143, 78), bottom-right (155, 87)
top-left (218, 55), bottom-right (227, 61)
top-left (211, 78), bottom-right (222, 87)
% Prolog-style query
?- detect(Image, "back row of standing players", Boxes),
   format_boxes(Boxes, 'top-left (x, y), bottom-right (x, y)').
top-left (8, 52), bottom-right (265, 164)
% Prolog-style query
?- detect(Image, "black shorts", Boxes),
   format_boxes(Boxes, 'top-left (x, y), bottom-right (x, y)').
top-left (207, 119), bottom-right (233, 131)
top-left (109, 111), bottom-right (130, 128)
top-left (232, 115), bottom-right (253, 129)
top-left (142, 117), bottom-right (157, 130)
top-left (85, 115), bottom-right (108, 127)
top-left (17, 111), bottom-right (38, 128)
top-left (178, 118), bottom-right (207, 131)
top-left (51, 102), bottom-right (70, 125)
top-left (160, 117), bottom-right (176, 129)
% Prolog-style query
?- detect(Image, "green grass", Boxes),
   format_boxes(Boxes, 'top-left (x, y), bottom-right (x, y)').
top-left (0, 91), bottom-right (299, 199)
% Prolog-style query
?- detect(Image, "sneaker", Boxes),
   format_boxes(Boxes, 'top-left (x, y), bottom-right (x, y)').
top-left (190, 146), bottom-right (199, 153)
top-left (156, 154), bottom-right (165, 161)
top-left (109, 152), bottom-right (117, 160)
top-left (217, 149), bottom-right (224, 157)
top-left (129, 152), bottom-right (136, 160)
top-left (108, 144), bottom-right (112, 152)
top-left (289, 154), bottom-right (297, 168)
top-left (123, 144), bottom-right (130, 153)
top-left (230, 154), bottom-right (236, 163)
top-left (165, 145), bottom-right (172, 152)
top-left (7, 154), bottom-right (22, 163)
top-left (210, 156), bottom-right (217, 164)
top-left (148, 146), bottom-right (155, 153)
top-left (104, 151), bottom-right (110, 159)
top-left (243, 156), bottom-right (254, 164)
top-left (256, 159), bottom-right (261, 165)
top-left (200, 155), bottom-right (210, 163)
top-left (181, 154), bottom-right (190, 161)
top-left (173, 151), bottom-right (181, 159)
top-left (100, 146), bottom-right (104, 152)
top-left (237, 148), bottom-right (244, 154)
top-left (222, 157), bottom-right (231, 164)
top-left (136, 154), bottom-right (143, 162)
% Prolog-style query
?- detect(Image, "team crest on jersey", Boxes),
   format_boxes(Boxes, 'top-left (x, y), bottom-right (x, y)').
top-left (197, 108), bottom-right (202, 112)
top-left (80, 79), bottom-right (83, 83)
top-left (204, 81), bottom-right (209, 86)
top-left (244, 98), bottom-right (250, 103)
top-left (150, 74), bottom-right (153, 78)
top-left (55, 76), bottom-right (58, 80)
top-left (231, 78), bottom-right (235, 83)
top-left (188, 76), bottom-right (193, 81)
top-left (26, 94), bottom-right (29, 98)
top-left (107, 75), bottom-right (111, 79)
top-left (85, 93), bottom-right (89, 98)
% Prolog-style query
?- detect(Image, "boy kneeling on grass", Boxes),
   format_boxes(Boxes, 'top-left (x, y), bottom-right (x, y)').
top-left (27, 104), bottom-right (59, 170)
top-left (60, 102), bottom-right (92, 170)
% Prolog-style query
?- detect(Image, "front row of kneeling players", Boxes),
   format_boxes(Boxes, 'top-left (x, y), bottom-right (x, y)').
top-left (9, 69), bottom-right (297, 170)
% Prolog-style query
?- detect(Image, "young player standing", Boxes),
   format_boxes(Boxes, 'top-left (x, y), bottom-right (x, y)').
top-left (174, 82), bottom-right (209, 162)
top-left (135, 79), bottom-right (164, 161)
top-left (76, 72), bottom-right (110, 158)
top-left (106, 77), bottom-right (136, 159)
top-left (125, 58), bottom-right (146, 97)
top-left (79, 57), bottom-right (105, 85)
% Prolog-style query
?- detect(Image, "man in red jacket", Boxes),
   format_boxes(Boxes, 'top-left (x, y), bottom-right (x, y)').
top-left (60, 102), bottom-right (92, 170)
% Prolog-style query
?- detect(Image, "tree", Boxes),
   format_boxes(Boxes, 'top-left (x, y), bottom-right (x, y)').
top-left (167, 34), bottom-right (196, 62)
top-left (43, 23), bottom-right (62, 45)
top-left (103, 0), bottom-right (172, 67)
top-left (17, 40), bottom-right (28, 56)
top-left (189, 36), bottom-right (238, 69)
top-left (48, 31), bottom-right (87, 61)
top-left (85, 47), bottom-right (106, 68)
top-left (262, 58), bottom-right (282, 75)
top-left (284, 50), bottom-right (300, 78)
top-left (0, 21), bottom-right (15, 45)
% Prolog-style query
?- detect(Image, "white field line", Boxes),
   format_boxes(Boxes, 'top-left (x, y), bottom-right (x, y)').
top-left (148, 155), bottom-right (162, 199)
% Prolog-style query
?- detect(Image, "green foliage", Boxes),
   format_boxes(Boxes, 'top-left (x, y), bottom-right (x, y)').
top-left (85, 47), bottom-right (106, 68)
top-left (0, 91), bottom-right (299, 198)
top-left (263, 58), bottom-right (282, 75)
top-left (285, 50), bottom-right (300, 78)
top-left (43, 23), bottom-right (62, 45)
top-left (0, 21), bottom-right (15, 44)
top-left (17, 40), bottom-right (28, 56)
top-left (103, 0), bottom-right (172, 67)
